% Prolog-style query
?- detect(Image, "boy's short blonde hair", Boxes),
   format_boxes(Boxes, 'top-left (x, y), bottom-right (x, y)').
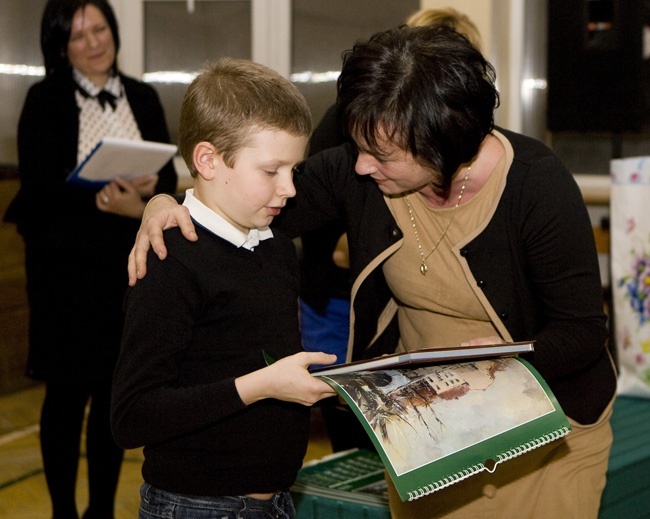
top-left (405, 7), bottom-right (482, 52)
top-left (179, 58), bottom-right (313, 177)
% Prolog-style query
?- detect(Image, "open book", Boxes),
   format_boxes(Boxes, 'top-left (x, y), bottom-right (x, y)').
top-left (311, 344), bottom-right (570, 502)
top-left (66, 137), bottom-right (177, 187)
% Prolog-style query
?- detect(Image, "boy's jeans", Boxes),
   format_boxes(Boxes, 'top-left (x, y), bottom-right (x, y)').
top-left (138, 483), bottom-right (295, 518)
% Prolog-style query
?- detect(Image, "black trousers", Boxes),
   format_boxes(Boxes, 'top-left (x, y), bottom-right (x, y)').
top-left (40, 376), bottom-right (124, 519)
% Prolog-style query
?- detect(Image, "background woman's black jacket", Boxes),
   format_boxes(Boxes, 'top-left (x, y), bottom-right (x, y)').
top-left (276, 129), bottom-right (615, 425)
top-left (6, 72), bottom-right (177, 381)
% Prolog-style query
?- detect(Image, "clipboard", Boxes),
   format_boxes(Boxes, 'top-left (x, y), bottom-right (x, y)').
top-left (66, 137), bottom-right (177, 187)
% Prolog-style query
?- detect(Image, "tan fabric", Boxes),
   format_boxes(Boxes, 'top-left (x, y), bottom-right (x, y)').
top-left (349, 131), bottom-right (516, 355)
top-left (383, 150), bottom-right (507, 351)
top-left (387, 400), bottom-right (613, 519)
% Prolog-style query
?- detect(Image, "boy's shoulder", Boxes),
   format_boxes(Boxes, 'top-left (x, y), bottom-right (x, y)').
top-left (162, 225), bottom-right (198, 248)
top-left (147, 225), bottom-right (229, 279)
top-left (147, 225), bottom-right (213, 265)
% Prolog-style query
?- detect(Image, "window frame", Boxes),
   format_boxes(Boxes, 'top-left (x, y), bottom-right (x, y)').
top-left (109, 0), bottom-right (291, 78)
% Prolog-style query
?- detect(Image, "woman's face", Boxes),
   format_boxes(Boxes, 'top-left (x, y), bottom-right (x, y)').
top-left (67, 4), bottom-right (116, 86)
top-left (353, 130), bottom-right (436, 196)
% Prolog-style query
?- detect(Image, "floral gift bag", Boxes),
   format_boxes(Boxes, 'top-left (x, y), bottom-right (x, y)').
top-left (611, 156), bottom-right (650, 397)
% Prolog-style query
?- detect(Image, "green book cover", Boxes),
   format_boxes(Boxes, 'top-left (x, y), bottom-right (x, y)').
top-left (291, 448), bottom-right (389, 507)
top-left (315, 356), bottom-right (571, 502)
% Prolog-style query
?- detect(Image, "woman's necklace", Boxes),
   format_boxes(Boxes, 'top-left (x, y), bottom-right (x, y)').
top-left (404, 165), bottom-right (471, 276)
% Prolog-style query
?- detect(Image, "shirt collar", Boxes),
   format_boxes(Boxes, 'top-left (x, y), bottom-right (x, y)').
top-left (182, 189), bottom-right (274, 250)
top-left (72, 68), bottom-right (122, 99)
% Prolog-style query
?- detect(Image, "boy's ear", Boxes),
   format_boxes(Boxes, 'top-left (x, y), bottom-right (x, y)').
top-left (193, 142), bottom-right (218, 180)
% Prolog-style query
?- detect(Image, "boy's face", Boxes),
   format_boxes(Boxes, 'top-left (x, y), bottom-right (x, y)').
top-left (197, 129), bottom-right (307, 233)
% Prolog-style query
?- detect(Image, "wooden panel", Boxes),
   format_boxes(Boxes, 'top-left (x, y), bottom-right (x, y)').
top-left (0, 179), bottom-right (32, 395)
top-left (593, 226), bottom-right (610, 254)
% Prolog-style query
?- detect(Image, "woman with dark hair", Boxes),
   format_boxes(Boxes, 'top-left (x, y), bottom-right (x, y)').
top-left (4, 1), bottom-right (177, 517)
top-left (130, 25), bottom-right (615, 518)
top-left (299, 7), bottom-right (487, 455)
top-left (40, 0), bottom-right (120, 78)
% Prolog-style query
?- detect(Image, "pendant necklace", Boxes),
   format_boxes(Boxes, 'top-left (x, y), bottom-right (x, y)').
top-left (405, 165), bottom-right (471, 276)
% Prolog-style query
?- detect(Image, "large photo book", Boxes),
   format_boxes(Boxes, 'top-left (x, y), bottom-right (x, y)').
top-left (312, 343), bottom-right (571, 502)
top-left (66, 137), bottom-right (177, 187)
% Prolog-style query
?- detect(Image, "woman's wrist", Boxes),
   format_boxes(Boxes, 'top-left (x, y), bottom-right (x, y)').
top-left (147, 193), bottom-right (176, 204)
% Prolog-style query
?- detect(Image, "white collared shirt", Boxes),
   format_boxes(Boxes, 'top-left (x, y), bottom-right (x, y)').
top-left (182, 189), bottom-right (274, 250)
top-left (73, 69), bottom-right (142, 164)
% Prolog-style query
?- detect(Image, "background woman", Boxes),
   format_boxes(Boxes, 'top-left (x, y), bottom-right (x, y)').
top-left (4, 1), bottom-right (177, 517)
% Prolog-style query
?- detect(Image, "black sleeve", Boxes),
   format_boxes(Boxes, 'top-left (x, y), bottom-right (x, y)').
top-left (308, 102), bottom-right (348, 156)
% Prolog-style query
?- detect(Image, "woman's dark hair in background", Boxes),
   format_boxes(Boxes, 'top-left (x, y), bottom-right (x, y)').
top-left (41, 0), bottom-right (120, 77)
top-left (337, 24), bottom-right (499, 197)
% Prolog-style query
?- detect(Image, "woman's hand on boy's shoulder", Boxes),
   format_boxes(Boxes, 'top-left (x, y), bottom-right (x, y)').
top-left (128, 194), bottom-right (197, 286)
top-left (235, 352), bottom-right (338, 406)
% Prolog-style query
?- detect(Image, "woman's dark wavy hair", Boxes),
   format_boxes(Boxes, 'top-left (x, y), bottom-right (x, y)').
top-left (41, 0), bottom-right (120, 78)
top-left (338, 24), bottom-right (499, 196)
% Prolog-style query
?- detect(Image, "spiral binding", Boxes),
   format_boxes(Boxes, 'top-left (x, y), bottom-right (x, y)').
top-left (406, 426), bottom-right (571, 501)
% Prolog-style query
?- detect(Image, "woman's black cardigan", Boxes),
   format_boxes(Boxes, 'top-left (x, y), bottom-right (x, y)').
top-left (276, 129), bottom-right (616, 425)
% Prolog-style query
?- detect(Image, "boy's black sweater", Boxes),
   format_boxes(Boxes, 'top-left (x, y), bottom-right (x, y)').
top-left (111, 224), bottom-right (309, 496)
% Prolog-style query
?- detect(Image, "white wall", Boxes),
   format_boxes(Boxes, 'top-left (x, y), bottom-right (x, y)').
top-left (108, 0), bottom-right (143, 77)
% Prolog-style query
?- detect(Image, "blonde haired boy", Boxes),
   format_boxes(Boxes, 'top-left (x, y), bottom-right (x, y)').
top-left (111, 58), bottom-right (336, 518)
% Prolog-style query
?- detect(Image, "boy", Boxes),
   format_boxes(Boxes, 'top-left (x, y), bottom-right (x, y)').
top-left (111, 58), bottom-right (337, 518)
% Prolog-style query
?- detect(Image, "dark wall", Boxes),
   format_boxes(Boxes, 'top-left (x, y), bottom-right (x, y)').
top-left (547, 0), bottom-right (649, 133)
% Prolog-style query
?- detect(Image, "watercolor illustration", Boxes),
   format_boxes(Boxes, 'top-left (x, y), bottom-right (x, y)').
top-left (325, 357), bottom-right (555, 476)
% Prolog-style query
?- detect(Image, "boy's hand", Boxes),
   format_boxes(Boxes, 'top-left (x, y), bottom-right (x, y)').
top-left (236, 352), bottom-right (338, 406)
top-left (127, 194), bottom-right (198, 286)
